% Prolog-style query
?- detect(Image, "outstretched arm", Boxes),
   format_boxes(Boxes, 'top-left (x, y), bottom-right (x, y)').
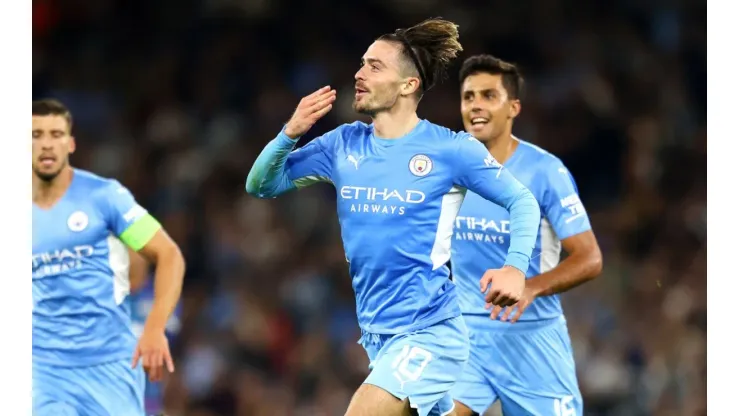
top-left (246, 130), bottom-right (333, 197)
top-left (246, 86), bottom-right (337, 198)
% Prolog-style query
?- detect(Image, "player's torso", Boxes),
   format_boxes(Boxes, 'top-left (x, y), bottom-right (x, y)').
top-left (329, 121), bottom-right (463, 333)
top-left (33, 197), bottom-right (126, 307)
top-left (332, 128), bottom-right (459, 264)
top-left (452, 142), bottom-right (564, 323)
top-left (32, 173), bottom-right (135, 365)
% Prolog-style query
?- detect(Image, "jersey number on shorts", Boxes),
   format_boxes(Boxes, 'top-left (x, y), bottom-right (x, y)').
top-left (391, 345), bottom-right (433, 388)
top-left (554, 395), bottom-right (576, 416)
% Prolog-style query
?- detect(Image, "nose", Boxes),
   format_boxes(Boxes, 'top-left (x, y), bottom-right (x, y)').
top-left (355, 67), bottom-right (366, 82)
top-left (467, 98), bottom-right (487, 115)
top-left (38, 135), bottom-right (54, 149)
top-left (470, 95), bottom-right (485, 111)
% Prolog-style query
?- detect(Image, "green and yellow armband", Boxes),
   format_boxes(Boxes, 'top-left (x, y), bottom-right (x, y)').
top-left (120, 214), bottom-right (162, 251)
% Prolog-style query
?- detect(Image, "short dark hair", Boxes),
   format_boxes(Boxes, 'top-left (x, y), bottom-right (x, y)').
top-left (32, 99), bottom-right (73, 131)
top-left (378, 18), bottom-right (464, 94)
top-left (459, 55), bottom-right (525, 101)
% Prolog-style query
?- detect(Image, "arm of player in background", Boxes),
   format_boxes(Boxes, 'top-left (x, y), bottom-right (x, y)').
top-left (524, 162), bottom-right (603, 297)
top-left (128, 248), bottom-right (150, 294)
top-left (104, 183), bottom-right (185, 334)
top-left (453, 134), bottom-right (540, 274)
top-left (245, 127), bottom-right (336, 198)
top-left (135, 231), bottom-right (185, 333)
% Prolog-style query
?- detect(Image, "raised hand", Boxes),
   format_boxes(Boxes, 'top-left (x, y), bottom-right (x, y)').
top-left (284, 86), bottom-right (337, 139)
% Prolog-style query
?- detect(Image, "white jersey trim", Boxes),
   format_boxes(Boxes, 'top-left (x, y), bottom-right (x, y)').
top-left (430, 186), bottom-right (466, 270)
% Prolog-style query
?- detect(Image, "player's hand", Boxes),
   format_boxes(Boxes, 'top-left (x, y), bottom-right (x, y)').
top-left (284, 86), bottom-right (337, 139)
top-left (132, 327), bottom-right (174, 382)
top-left (488, 286), bottom-right (537, 322)
top-left (479, 266), bottom-right (525, 308)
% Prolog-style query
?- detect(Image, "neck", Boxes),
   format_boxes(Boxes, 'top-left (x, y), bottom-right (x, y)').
top-left (33, 167), bottom-right (73, 207)
top-left (371, 100), bottom-right (420, 139)
top-left (485, 127), bottom-right (519, 164)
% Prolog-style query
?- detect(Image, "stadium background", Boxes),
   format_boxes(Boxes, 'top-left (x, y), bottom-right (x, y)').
top-left (32, 0), bottom-right (706, 415)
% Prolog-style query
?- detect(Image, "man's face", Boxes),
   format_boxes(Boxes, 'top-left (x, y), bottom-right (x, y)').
top-left (32, 115), bottom-right (75, 182)
top-left (460, 72), bottom-right (519, 143)
top-left (353, 40), bottom-right (412, 116)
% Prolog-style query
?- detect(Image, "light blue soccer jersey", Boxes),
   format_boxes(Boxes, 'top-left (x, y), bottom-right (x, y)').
top-left (32, 169), bottom-right (160, 367)
top-left (247, 120), bottom-right (541, 335)
top-left (452, 139), bottom-right (593, 324)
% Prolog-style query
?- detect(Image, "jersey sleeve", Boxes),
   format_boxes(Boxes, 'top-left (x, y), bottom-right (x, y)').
top-left (452, 133), bottom-right (541, 273)
top-left (100, 182), bottom-right (162, 251)
top-left (539, 160), bottom-right (592, 239)
top-left (246, 126), bottom-right (338, 198)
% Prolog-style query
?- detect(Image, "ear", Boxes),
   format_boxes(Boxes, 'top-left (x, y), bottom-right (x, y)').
top-left (509, 100), bottom-right (522, 119)
top-left (69, 136), bottom-right (77, 155)
top-left (401, 77), bottom-right (422, 97)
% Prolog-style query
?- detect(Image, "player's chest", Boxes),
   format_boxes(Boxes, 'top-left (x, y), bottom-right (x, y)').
top-left (332, 143), bottom-right (453, 207)
top-left (32, 201), bottom-right (109, 259)
top-left (456, 192), bottom-right (513, 240)
top-left (455, 161), bottom-right (544, 229)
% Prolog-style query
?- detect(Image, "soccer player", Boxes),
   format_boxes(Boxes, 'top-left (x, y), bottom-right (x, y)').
top-left (129, 252), bottom-right (183, 416)
top-left (246, 19), bottom-right (541, 416)
top-left (32, 99), bottom-right (186, 415)
top-left (450, 55), bottom-right (603, 416)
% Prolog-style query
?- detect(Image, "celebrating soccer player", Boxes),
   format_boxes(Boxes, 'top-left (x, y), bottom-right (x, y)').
top-left (247, 20), bottom-right (541, 416)
top-left (450, 55), bottom-right (603, 416)
top-left (32, 99), bottom-right (186, 415)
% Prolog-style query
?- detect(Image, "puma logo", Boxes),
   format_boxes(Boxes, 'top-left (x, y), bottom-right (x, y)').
top-left (347, 154), bottom-right (365, 170)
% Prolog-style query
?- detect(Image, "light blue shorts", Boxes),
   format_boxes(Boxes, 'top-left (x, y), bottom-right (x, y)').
top-left (33, 359), bottom-right (145, 416)
top-left (360, 316), bottom-right (469, 416)
top-left (452, 315), bottom-right (582, 415)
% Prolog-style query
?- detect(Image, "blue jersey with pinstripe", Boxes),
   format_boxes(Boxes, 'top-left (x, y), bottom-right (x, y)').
top-left (452, 138), bottom-right (592, 324)
top-left (32, 169), bottom-right (146, 367)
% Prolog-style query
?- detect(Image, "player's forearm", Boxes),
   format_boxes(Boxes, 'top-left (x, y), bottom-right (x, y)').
top-left (527, 249), bottom-right (602, 297)
top-left (145, 246), bottom-right (185, 332)
top-left (501, 187), bottom-right (540, 274)
top-left (246, 130), bottom-right (299, 198)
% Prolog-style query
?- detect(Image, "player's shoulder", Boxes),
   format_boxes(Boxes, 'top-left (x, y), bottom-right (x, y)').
top-left (332, 120), bottom-right (372, 138)
top-left (515, 139), bottom-right (580, 202)
top-left (72, 168), bottom-right (123, 193)
top-left (516, 138), bottom-right (568, 173)
top-left (316, 121), bottom-right (371, 148)
top-left (422, 120), bottom-right (469, 142)
top-left (420, 121), bottom-right (476, 160)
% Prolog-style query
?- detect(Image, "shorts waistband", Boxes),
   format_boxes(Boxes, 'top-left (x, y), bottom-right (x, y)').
top-left (463, 314), bottom-right (566, 333)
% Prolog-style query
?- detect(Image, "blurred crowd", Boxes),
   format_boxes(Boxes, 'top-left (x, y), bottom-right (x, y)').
top-left (33, 0), bottom-right (706, 415)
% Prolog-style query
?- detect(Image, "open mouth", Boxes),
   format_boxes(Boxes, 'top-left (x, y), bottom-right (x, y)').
top-left (470, 117), bottom-right (490, 130)
top-left (355, 86), bottom-right (369, 99)
top-left (39, 156), bottom-right (56, 168)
